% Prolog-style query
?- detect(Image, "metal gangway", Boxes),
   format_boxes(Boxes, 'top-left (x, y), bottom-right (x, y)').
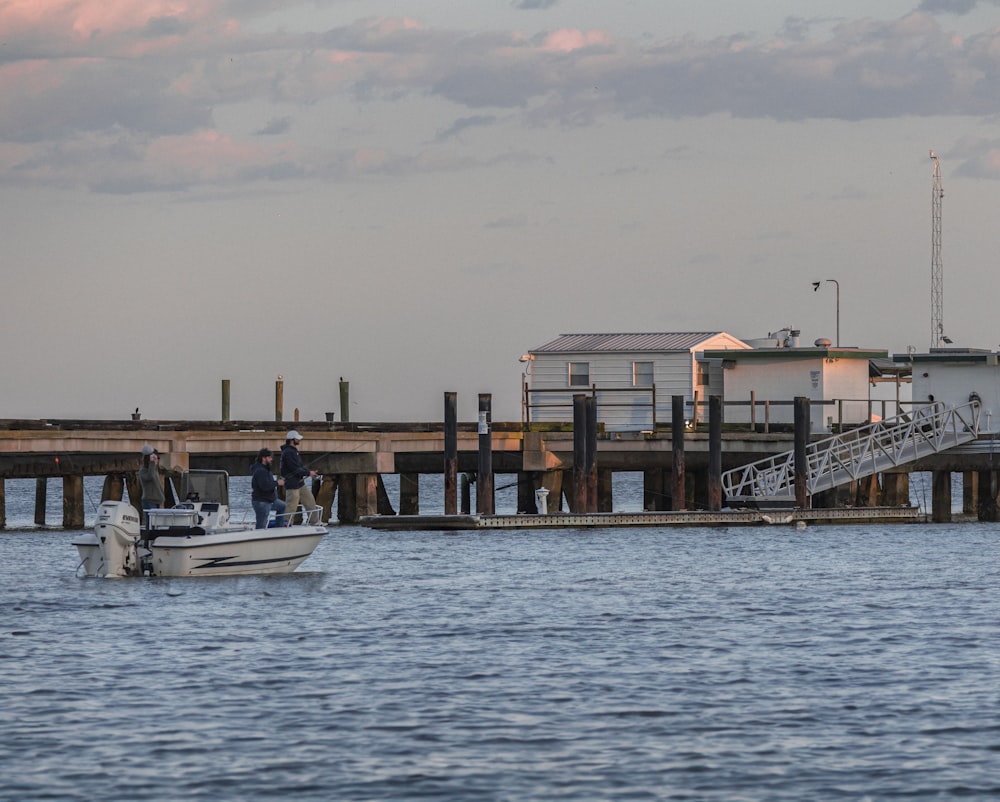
top-left (722, 401), bottom-right (981, 506)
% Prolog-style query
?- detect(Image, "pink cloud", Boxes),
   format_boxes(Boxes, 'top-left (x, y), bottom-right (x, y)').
top-left (0, 1), bottom-right (234, 58)
top-left (354, 148), bottom-right (389, 169)
top-left (539, 29), bottom-right (612, 54)
top-left (1, 0), bottom-right (207, 38)
top-left (0, 58), bottom-right (68, 94)
top-left (146, 130), bottom-right (283, 179)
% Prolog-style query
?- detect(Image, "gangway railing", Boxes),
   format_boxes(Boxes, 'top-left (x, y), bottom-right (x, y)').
top-left (722, 401), bottom-right (981, 505)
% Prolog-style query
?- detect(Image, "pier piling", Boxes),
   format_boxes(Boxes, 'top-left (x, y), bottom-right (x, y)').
top-left (477, 394), bottom-right (494, 515)
top-left (708, 395), bottom-right (722, 512)
top-left (35, 479), bottom-right (46, 526)
top-left (794, 397), bottom-right (810, 508)
top-left (444, 392), bottom-right (458, 515)
top-left (63, 476), bottom-right (84, 529)
top-left (672, 395), bottom-right (686, 511)
top-left (339, 379), bottom-right (350, 424)
top-left (573, 395), bottom-right (587, 513)
top-left (586, 396), bottom-right (598, 513)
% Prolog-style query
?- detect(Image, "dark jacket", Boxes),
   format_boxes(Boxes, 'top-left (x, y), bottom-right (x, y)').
top-left (139, 461), bottom-right (165, 505)
top-left (279, 443), bottom-right (310, 490)
top-left (251, 461), bottom-right (279, 502)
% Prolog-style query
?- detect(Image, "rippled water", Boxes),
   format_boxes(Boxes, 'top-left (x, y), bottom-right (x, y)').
top-left (3, 476), bottom-right (1000, 800)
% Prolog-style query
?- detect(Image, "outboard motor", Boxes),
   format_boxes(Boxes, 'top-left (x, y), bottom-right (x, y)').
top-left (94, 501), bottom-right (143, 577)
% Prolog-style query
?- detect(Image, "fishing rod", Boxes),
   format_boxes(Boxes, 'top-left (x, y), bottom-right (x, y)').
top-left (53, 455), bottom-right (100, 513)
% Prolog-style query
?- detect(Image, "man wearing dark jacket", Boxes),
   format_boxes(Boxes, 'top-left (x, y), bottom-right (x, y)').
top-left (279, 430), bottom-right (319, 524)
top-left (251, 448), bottom-right (286, 528)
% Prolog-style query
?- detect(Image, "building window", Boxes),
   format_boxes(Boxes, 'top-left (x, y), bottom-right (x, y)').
top-left (697, 366), bottom-right (710, 386)
top-left (568, 361), bottom-right (590, 387)
top-left (633, 361), bottom-right (654, 387)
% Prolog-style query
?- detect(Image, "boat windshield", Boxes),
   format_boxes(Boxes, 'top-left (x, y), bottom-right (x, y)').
top-left (176, 470), bottom-right (229, 506)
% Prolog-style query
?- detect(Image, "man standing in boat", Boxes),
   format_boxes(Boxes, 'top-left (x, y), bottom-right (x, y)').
top-left (138, 444), bottom-right (164, 519)
top-left (280, 430), bottom-right (319, 524)
top-left (251, 448), bottom-right (286, 528)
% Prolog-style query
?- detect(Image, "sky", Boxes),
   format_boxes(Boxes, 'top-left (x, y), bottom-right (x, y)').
top-left (2, 0), bottom-right (1000, 423)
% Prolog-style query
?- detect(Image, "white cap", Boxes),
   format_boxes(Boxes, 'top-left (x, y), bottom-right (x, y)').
top-left (286, 430), bottom-right (303, 441)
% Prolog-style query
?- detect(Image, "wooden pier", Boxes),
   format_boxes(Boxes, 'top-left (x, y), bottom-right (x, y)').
top-left (1, 415), bottom-right (997, 528)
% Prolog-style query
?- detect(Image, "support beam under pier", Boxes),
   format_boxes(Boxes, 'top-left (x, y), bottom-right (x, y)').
top-left (400, 473), bottom-right (419, 516)
top-left (932, 470), bottom-right (952, 523)
top-left (976, 470), bottom-right (998, 522)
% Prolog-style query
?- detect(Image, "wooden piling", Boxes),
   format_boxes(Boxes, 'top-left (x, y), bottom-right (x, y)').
top-left (339, 379), bottom-right (350, 424)
top-left (460, 473), bottom-right (471, 515)
top-left (672, 395), bottom-right (686, 511)
top-left (221, 379), bottom-right (231, 422)
top-left (517, 471), bottom-right (537, 514)
top-left (338, 474), bottom-right (356, 522)
top-left (794, 396), bottom-right (810, 509)
top-left (317, 475), bottom-right (338, 523)
top-left (547, 470), bottom-right (565, 513)
top-left (63, 475), bottom-right (84, 529)
top-left (573, 394), bottom-right (587, 513)
top-left (477, 394), bottom-right (494, 515)
top-left (400, 473), bottom-right (419, 515)
top-left (275, 376), bottom-right (283, 423)
top-left (644, 469), bottom-right (666, 512)
top-left (444, 392), bottom-right (458, 515)
top-left (101, 474), bottom-right (124, 502)
top-left (962, 471), bottom-right (977, 515)
top-left (357, 474), bottom-right (377, 518)
top-left (586, 395), bottom-right (598, 513)
top-left (932, 470), bottom-right (952, 523)
top-left (35, 478), bottom-right (47, 526)
top-left (125, 472), bottom-right (142, 511)
top-left (882, 472), bottom-right (909, 506)
top-left (0, 479), bottom-right (5, 529)
top-left (976, 470), bottom-right (998, 522)
top-left (708, 395), bottom-right (722, 511)
top-left (376, 475), bottom-right (395, 515)
top-left (597, 468), bottom-right (613, 512)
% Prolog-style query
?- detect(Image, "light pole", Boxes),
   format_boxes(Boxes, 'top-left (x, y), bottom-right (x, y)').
top-left (812, 279), bottom-right (840, 346)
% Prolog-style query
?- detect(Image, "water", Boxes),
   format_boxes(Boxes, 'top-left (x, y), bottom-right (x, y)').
top-left (3, 479), bottom-right (1000, 800)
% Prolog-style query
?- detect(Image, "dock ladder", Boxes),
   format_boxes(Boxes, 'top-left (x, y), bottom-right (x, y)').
top-left (722, 400), bottom-right (981, 506)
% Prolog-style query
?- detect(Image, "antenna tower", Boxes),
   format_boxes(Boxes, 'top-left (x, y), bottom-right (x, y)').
top-left (930, 150), bottom-right (944, 347)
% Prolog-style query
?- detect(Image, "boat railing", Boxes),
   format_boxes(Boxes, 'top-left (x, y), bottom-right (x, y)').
top-left (274, 506), bottom-right (325, 527)
top-left (233, 505), bottom-right (325, 529)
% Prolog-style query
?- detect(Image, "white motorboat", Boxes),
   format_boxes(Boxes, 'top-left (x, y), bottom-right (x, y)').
top-left (73, 470), bottom-right (327, 578)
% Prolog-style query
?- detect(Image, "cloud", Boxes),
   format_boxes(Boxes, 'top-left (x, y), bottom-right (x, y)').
top-left (3, 6), bottom-right (1000, 193)
top-left (513, 0), bottom-right (560, 9)
top-left (434, 114), bottom-right (499, 142)
top-left (949, 136), bottom-right (1000, 178)
top-left (918, 0), bottom-right (982, 13)
top-left (256, 116), bottom-right (293, 135)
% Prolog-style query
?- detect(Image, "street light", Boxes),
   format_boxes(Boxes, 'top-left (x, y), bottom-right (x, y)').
top-left (812, 279), bottom-right (840, 346)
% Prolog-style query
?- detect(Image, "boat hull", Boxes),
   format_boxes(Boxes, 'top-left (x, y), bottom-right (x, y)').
top-left (150, 526), bottom-right (327, 577)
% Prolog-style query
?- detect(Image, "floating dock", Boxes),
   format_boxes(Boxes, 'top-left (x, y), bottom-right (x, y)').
top-left (359, 506), bottom-right (924, 531)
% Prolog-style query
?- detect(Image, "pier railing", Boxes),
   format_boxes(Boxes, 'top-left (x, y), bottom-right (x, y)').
top-left (721, 400), bottom-right (981, 504)
top-left (524, 383), bottom-right (911, 432)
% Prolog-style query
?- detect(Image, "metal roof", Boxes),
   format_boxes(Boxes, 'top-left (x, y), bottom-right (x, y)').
top-left (532, 332), bottom-right (734, 353)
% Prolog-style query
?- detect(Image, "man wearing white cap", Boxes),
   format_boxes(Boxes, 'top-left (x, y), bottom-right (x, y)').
top-left (279, 430), bottom-right (318, 524)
